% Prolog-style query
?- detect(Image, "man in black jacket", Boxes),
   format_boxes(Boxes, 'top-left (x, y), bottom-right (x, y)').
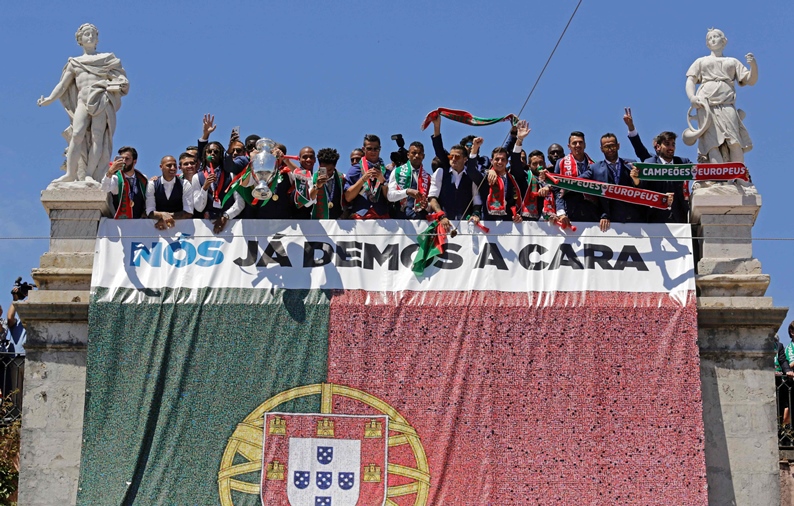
top-left (623, 108), bottom-right (691, 223)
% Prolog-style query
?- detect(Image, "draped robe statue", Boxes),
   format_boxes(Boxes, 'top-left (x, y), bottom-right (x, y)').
top-left (683, 28), bottom-right (757, 164)
top-left (38, 23), bottom-right (129, 183)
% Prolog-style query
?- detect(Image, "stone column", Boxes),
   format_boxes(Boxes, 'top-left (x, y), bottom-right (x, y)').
top-left (14, 186), bottom-right (111, 506)
top-left (693, 181), bottom-right (789, 506)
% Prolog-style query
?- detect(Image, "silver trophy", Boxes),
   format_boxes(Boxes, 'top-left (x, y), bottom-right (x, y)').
top-left (251, 138), bottom-right (277, 200)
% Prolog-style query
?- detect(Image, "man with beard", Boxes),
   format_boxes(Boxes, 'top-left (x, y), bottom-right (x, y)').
top-left (145, 155), bottom-right (194, 230)
top-left (623, 108), bottom-right (688, 223)
top-left (101, 146), bottom-right (148, 219)
top-left (191, 115), bottom-right (245, 230)
top-left (585, 133), bottom-right (643, 230)
top-left (344, 134), bottom-right (391, 219)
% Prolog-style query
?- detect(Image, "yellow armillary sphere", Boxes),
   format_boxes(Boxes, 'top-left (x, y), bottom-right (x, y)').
top-left (218, 383), bottom-right (430, 505)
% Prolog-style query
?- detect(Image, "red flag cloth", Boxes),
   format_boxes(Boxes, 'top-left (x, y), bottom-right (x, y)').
top-left (420, 107), bottom-right (518, 131)
top-left (327, 290), bottom-right (706, 504)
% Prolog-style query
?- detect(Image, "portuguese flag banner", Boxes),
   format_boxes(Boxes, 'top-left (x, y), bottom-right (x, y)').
top-left (78, 219), bottom-right (706, 505)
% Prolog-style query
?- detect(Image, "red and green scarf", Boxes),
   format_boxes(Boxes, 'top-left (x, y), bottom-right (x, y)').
top-left (114, 171), bottom-right (148, 219)
top-left (546, 173), bottom-right (671, 209)
top-left (486, 173), bottom-right (521, 216)
top-left (420, 107), bottom-right (518, 131)
top-left (393, 162), bottom-right (430, 212)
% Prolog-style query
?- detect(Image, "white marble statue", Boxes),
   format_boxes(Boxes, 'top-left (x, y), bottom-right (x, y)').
top-left (37, 23), bottom-right (129, 183)
top-left (683, 28), bottom-right (757, 164)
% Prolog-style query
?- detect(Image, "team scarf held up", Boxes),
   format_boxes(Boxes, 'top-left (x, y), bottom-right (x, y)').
top-left (558, 153), bottom-right (599, 205)
top-left (633, 162), bottom-right (749, 182)
top-left (420, 107), bottom-right (518, 131)
top-left (393, 162), bottom-right (430, 212)
top-left (114, 170), bottom-right (148, 219)
top-left (546, 173), bottom-right (671, 209)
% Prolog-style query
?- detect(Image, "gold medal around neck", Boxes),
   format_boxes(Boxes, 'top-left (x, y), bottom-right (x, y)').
top-left (328, 202), bottom-right (334, 209)
top-left (130, 201), bottom-right (134, 207)
top-left (272, 195), bottom-right (279, 201)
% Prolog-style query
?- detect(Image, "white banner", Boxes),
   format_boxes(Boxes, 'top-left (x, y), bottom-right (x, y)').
top-left (92, 219), bottom-right (694, 298)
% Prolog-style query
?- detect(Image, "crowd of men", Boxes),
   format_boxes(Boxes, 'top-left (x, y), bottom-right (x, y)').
top-left (102, 109), bottom-right (692, 234)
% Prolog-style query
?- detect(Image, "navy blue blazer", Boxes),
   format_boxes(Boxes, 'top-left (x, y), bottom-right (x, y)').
top-left (580, 158), bottom-right (645, 223)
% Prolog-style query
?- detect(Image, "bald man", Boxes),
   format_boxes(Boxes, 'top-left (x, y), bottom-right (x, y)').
top-left (146, 155), bottom-right (194, 230)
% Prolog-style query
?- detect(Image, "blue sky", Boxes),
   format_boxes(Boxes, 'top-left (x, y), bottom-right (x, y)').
top-left (2, 0), bottom-right (791, 338)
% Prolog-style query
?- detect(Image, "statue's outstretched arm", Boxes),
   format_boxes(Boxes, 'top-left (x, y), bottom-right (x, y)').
top-left (37, 63), bottom-right (75, 107)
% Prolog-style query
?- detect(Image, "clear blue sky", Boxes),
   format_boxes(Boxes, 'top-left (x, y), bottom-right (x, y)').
top-left (2, 0), bottom-right (791, 338)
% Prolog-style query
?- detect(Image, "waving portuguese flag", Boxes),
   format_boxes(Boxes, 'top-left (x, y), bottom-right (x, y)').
top-left (421, 107), bottom-right (518, 131)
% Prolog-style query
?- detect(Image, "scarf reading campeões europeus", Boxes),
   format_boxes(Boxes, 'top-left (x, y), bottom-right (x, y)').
top-left (420, 107), bottom-right (518, 131)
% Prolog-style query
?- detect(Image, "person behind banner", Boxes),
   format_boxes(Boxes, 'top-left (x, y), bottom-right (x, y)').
top-left (582, 133), bottom-right (644, 230)
top-left (292, 147), bottom-right (318, 220)
top-left (547, 143), bottom-right (565, 170)
top-left (387, 142), bottom-right (431, 220)
top-left (191, 115), bottom-right (245, 224)
top-left (101, 146), bottom-right (148, 219)
top-left (145, 155), bottom-right (194, 230)
top-left (236, 144), bottom-right (304, 220)
top-left (178, 152), bottom-right (199, 184)
top-left (192, 140), bottom-right (244, 226)
top-left (623, 108), bottom-right (689, 223)
top-left (344, 134), bottom-right (391, 219)
top-left (553, 131), bottom-right (601, 227)
top-left (308, 148), bottom-right (346, 219)
top-left (470, 138), bottom-right (525, 223)
top-left (427, 143), bottom-right (482, 232)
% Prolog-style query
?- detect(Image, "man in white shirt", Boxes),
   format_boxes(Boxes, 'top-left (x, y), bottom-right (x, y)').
top-left (145, 155), bottom-right (194, 230)
top-left (427, 143), bottom-right (483, 232)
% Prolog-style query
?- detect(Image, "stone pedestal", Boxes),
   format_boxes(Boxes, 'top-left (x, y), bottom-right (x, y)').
top-left (693, 181), bottom-right (789, 506)
top-left (14, 187), bottom-right (111, 506)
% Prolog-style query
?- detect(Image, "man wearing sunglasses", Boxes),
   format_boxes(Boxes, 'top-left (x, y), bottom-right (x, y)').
top-left (344, 134), bottom-right (391, 219)
top-left (429, 115), bottom-right (490, 174)
top-left (427, 143), bottom-right (482, 232)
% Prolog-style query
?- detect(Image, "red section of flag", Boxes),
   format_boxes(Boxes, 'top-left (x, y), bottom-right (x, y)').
top-left (327, 290), bottom-right (706, 505)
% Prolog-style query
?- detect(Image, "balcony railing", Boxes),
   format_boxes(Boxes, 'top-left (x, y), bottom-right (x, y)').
top-left (0, 353), bottom-right (24, 425)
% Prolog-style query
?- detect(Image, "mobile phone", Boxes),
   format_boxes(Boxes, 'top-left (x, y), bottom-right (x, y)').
top-left (232, 126), bottom-right (240, 136)
top-left (318, 166), bottom-right (327, 177)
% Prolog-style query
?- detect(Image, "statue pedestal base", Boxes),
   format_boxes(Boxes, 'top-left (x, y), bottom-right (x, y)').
top-left (15, 187), bottom-right (111, 506)
top-left (692, 182), bottom-right (788, 506)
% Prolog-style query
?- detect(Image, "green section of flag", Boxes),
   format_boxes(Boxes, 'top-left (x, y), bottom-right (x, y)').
top-left (77, 287), bottom-right (331, 506)
top-left (546, 177), bottom-right (605, 197)
top-left (412, 221), bottom-right (446, 275)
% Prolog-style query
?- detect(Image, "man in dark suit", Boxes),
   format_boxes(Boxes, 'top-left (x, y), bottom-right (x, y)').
top-left (623, 108), bottom-right (690, 223)
top-left (579, 133), bottom-right (644, 231)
